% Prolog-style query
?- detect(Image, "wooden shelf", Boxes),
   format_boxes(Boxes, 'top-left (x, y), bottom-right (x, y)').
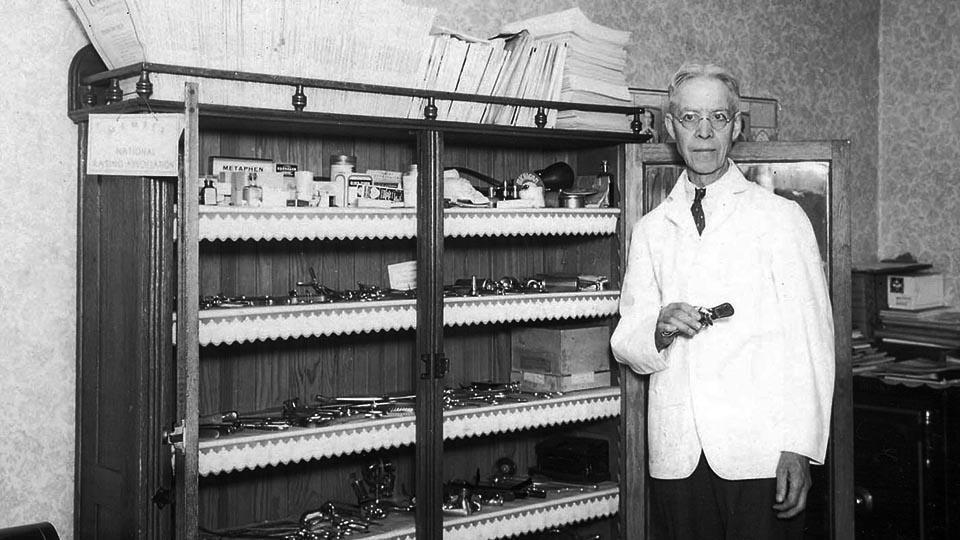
top-left (196, 387), bottom-right (620, 476)
top-left (360, 485), bottom-right (619, 540)
top-left (196, 291), bottom-right (620, 346)
top-left (198, 207), bottom-right (620, 241)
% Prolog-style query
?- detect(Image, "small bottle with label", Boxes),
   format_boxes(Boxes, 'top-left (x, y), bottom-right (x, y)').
top-left (242, 173), bottom-right (263, 207)
top-left (199, 177), bottom-right (218, 206)
top-left (595, 160), bottom-right (614, 207)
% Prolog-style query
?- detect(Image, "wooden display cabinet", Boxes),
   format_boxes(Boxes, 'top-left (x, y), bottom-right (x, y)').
top-left (69, 45), bottom-right (645, 540)
top-left (69, 45), bottom-right (854, 540)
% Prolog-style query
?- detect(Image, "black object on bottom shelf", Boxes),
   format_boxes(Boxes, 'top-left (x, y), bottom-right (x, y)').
top-left (533, 436), bottom-right (611, 484)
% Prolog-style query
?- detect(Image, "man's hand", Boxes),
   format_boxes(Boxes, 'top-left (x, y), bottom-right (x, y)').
top-left (773, 451), bottom-right (811, 519)
top-left (654, 302), bottom-right (703, 350)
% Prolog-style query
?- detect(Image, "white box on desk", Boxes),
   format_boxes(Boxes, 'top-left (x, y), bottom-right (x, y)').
top-left (887, 272), bottom-right (944, 310)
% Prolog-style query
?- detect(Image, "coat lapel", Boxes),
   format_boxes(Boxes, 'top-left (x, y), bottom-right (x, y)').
top-left (707, 173), bottom-right (752, 234)
top-left (662, 176), bottom-right (696, 234)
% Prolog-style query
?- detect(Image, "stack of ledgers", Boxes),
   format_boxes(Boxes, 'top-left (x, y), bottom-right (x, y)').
top-left (875, 306), bottom-right (960, 350)
top-left (68, 0), bottom-right (437, 117)
top-left (500, 7), bottom-right (633, 132)
top-left (850, 329), bottom-right (896, 375)
top-left (68, 1), bottom-right (626, 131)
top-left (409, 27), bottom-right (567, 128)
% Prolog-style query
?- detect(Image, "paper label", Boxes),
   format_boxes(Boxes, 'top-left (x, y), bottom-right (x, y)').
top-left (87, 114), bottom-right (183, 176)
top-left (210, 156), bottom-right (274, 175)
top-left (388, 260), bottom-right (417, 291)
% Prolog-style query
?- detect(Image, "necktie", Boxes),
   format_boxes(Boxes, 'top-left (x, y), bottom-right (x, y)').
top-left (691, 187), bottom-right (706, 235)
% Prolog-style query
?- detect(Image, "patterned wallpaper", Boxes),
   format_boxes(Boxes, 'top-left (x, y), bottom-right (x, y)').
top-left (413, 0), bottom-right (881, 264)
top-left (879, 0), bottom-right (960, 304)
top-left (0, 1), bottom-right (85, 537)
top-left (4, 0), bottom-right (926, 537)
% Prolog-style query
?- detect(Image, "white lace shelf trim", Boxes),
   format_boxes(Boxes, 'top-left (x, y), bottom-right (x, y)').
top-left (196, 387), bottom-right (620, 476)
top-left (360, 486), bottom-right (619, 540)
top-left (197, 291), bottom-right (620, 346)
top-left (198, 207), bottom-right (619, 241)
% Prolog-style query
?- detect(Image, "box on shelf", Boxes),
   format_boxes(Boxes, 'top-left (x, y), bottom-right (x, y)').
top-left (888, 272), bottom-right (944, 310)
top-left (511, 324), bottom-right (611, 374)
top-left (346, 174), bottom-right (374, 207)
top-left (511, 368), bottom-right (611, 392)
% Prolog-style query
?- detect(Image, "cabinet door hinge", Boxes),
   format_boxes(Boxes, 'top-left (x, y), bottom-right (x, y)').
top-left (420, 353), bottom-right (449, 380)
top-left (152, 487), bottom-right (173, 509)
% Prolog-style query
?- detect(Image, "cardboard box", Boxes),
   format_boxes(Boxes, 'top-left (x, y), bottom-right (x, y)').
top-left (887, 273), bottom-right (944, 310)
top-left (511, 324), bottom-right (611, 375)
top-left (511, 369), bottom-right (611, 392)
top-left (346, 174), bottom-right (373, 207)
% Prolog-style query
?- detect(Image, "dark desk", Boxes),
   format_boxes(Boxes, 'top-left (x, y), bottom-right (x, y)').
top-left (853, 376), bottom-right (959, 540)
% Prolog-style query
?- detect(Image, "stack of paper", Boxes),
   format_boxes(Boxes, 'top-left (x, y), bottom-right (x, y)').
top-left (875, 307), bottom-right (960, 349)
top-left (850, 329), bottom-right (897, 374)
top-left (402, 27), bottom-right (564, 128)
top-left (501, 7), bottom-right (632, 132)
top-left (68, 0), bottom-right (437, 117)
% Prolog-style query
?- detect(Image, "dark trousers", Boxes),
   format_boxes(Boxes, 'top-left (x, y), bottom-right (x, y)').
top-left (651, 453), bottom-right (805, 540)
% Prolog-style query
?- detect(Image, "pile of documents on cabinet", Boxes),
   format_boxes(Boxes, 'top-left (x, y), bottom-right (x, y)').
top-left (412, 27), bottom-right (566, 128)
top-left (500, 7), bottom-right (634, 132)
top-left (68, 1), bottom-right (632, 131)
top-left (68, 0), bottom-right (437, 116)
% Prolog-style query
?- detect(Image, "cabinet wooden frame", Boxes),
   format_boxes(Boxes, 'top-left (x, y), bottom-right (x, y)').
top-left (70, 52), bottom-right (646, 540)
top-left (69, 42), bottom-right (853, 539)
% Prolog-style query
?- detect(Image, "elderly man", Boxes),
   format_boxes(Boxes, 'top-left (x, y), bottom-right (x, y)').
top-left (611, 64), bottom-right (835, 539)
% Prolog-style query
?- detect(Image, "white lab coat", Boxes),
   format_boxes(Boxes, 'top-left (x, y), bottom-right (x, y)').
top-left (611, 163), bottom-right (835, 480)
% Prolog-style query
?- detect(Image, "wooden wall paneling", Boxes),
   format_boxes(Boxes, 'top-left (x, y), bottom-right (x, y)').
top-left (77, 169), bottom-right (102, 538)
top-left (198, 132), bottom-right (221, 176)
top-left (78, 174), bottom-right (176, 539)
top-left (104, 178), bottom-right (142, 535)
top-left (147, 176), bottom-right (177, 538)
top-left (441, 142), bottom-right (468, 380)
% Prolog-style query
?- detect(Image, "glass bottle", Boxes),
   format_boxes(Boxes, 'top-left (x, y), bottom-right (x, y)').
top-left (199, 178), bottom-right (218, 206)
top-left (595, 160), bottom-right (614, 208)
top-left (242, 173), bottom-right (263, 207)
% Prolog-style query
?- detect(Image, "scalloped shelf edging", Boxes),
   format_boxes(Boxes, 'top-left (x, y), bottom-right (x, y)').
top-left (196, 291), bottom-right (620, 346)
top-left (198, 207), bottom-right (620, 241)
top-left (196, 387), bottom-right (620, 476)
top-left (359, 486), bottom-right (619, 540)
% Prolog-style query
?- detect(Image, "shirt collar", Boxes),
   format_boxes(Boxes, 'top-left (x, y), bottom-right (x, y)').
top-left (680, 159), bottom-right (744, 202)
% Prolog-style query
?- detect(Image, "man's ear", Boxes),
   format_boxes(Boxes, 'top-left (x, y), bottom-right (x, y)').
top-left (732, 112), bottom-right (743, 141)
top-left (664, 113), bottom-right (676, 140)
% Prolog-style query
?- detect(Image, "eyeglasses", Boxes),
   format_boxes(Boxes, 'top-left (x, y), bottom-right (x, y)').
top-left (675, 110), bottom-right (735, 130)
